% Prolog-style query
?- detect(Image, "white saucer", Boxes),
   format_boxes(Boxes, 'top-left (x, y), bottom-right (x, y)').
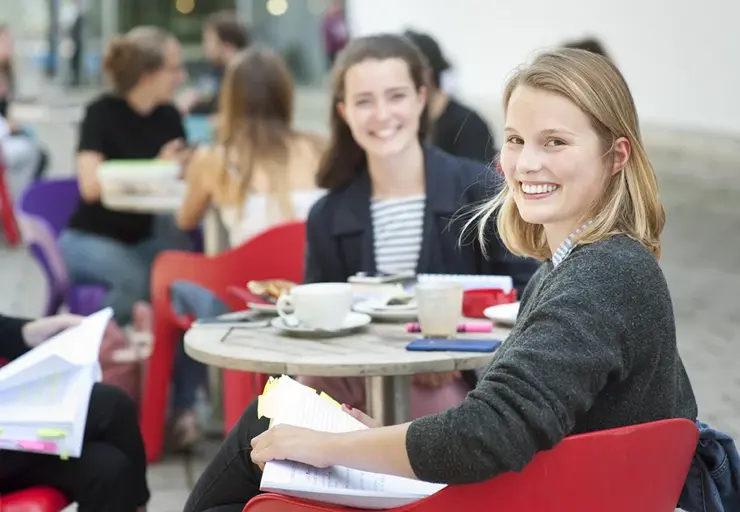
top-left (270, 312), bottom-right (372, 337)
top-left (482, 302), bottom-right (520, 326)
top-left (353, 299), bottom-right (417, 322)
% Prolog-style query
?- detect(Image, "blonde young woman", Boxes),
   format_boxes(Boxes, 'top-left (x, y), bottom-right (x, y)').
top-left (183, 48), bottom-right (700, 511)
top-left (169, 46), bottom-right (325, 448)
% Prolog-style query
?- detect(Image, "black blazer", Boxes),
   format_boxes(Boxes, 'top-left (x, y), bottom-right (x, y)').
top-left (0, 315), bottom-right (31, 361)
top-left (304, 145), bottom-right (538, 295)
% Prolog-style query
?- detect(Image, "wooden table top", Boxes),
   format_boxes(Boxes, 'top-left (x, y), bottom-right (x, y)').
top-left (184, 319), bottom-right (510, 377)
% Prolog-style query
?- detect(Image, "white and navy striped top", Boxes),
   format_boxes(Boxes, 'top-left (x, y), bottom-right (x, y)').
top-left (552, 220), bottom-right (593, 267)
top-left (370, 194), bottom-right (426, 275)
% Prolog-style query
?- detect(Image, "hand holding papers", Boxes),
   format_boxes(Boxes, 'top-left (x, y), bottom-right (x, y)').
top-left (257, 376), bottom-right (445, 509)
top-left (0, 308), bottom-right (112, 459)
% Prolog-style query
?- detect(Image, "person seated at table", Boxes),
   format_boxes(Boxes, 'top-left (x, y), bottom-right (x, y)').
top-left (295, 34), bottom-right (537, 420)
top-left (0, 24), bottom-right (49, 197)
top-left (167, 45), bottom-right (326, 449)
top-left (403, 29), bottom-right (496, 163)
top-left (59, 26), bottom-right (193, 334)
top-left (0, 314), bottom-right (150, 512)
top-left (181, 47), bottom-right (699, 512)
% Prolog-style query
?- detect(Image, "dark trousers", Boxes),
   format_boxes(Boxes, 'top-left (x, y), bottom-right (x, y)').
top-left (0, 383), bottom-right (150, 512)
top-left (184, 399), bottom-right (268, 512)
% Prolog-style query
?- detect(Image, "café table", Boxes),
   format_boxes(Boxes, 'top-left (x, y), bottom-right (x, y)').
top-left (101, 182), bottom-right (230, 255)
top-left (184, 320), bottom-right (511, 426)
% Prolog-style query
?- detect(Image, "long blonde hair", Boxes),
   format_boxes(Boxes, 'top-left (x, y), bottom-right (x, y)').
top-left (474, 48), bottom-right (664, 260)
top-left (214, 46), bottom-right (319, 218)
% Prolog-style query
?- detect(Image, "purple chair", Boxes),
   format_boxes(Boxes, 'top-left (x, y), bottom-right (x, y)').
top-left (16, 178), bottom-right (107, 316)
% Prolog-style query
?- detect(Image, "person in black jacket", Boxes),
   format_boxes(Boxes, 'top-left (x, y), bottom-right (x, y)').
top-left (0, 314), bottom-right (149, 512)
top-left (403, 29), bottom-right (496, 163)
top-left (297, 35), bottom-right (537, 419)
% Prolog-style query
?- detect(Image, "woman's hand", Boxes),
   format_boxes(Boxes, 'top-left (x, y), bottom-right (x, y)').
top-left (22, 315), bottom-right (83, 348)
top-left (412, 371), bottom-right (462, 389)
top-left (342, 404), bottom-right (380, 428)
top-left (251, 424), bottom-right (337, 470)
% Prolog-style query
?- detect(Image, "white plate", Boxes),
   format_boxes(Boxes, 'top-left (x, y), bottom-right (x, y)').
top-left (353, 299), bottom-right (417, 322)
top-left (248, 302), bottom-right (286, 315)
top-left (270, 312), bottom-right (372, 337)
top-left (483, 302), bottom-right (520, 326)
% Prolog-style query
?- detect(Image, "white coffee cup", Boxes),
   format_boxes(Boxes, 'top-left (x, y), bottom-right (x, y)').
top-left (276, 283), bottom-right (353, 330)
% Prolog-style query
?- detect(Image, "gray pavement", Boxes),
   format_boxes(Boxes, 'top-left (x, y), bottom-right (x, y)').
top-left (3, 81), bottom-right (740, 511)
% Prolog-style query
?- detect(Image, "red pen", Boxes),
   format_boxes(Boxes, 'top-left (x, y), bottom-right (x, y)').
top-left (405, 322), bottom-right (493, 333)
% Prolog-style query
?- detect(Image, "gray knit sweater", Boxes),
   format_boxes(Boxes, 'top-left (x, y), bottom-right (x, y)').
top-left (406, 235), bottom-right (698, 484)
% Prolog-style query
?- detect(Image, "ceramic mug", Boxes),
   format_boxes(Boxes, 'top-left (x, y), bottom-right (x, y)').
top-left (276, 282), bottom-right (353, 330)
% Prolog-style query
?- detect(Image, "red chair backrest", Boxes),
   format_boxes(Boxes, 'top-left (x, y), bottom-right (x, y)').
top-left (245, 418), bottom-right (698, 512)
top-left (151, 220), bottom-right (307, 316)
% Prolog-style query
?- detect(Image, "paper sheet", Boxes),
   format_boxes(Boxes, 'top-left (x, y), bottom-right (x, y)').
top-left (258, 376), bottom-right (445, 509)
top-left (0, 308), bottom-right (110, 392)
top-left (0, 309), bottom-right (110, 458)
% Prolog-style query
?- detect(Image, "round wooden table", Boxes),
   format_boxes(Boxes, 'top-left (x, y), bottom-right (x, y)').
top-left (184, 320), bottom-right (510, 425)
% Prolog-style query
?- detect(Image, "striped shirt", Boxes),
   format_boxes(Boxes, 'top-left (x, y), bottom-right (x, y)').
top-left (552, 220), bottom-right (593, 267)
top-left (371, 195), bottom-right (426, 275)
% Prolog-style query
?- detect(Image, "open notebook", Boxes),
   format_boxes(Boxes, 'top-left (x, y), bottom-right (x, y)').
top-left (258, 376), bottom-right (445, 509)
top-left (0, 308), bottom-right (112, 459)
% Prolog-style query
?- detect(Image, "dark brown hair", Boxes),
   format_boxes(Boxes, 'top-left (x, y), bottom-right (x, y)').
top-left (0, 25), bottom-right (14, 99)
top-left (316, 34), bottom-right (429, 190)
top-left (205, 10), bottom-right (250, 50)
top-left (104, 26), bottom-right (173, 95)
top-left (562, 37), bottom-right (610, 59)
top-left (216, 46), bottom-right (308, 216)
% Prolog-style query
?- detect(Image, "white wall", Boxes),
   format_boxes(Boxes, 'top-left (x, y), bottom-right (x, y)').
top-left (347, 0), bottom-right (740, 139)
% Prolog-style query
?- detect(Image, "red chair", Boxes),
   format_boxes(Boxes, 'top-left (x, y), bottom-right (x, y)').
top-left (0, 151), bottom-right (21, 246)
top-left (141, 221), bottom-right (306, 462)
top-left (244, 418), bottom-right (698, 512)
top-left (0, 486), bottom-right (69, 511)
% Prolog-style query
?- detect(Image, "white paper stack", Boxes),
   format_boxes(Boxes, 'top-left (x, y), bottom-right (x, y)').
top-left (0, 308), bottom-right (112, 459)
top-left (258, 376), bottom-right (445, 509)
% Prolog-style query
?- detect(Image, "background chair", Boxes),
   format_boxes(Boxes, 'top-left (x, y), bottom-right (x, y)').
top-left (16, 177), bottom-right (204, 317)
top-left (245, 418), bottom-right (698, 512)
top-left (141, 221), bottom-right (306, 462)
top-left (15, 178), bottom-right (107, 316)
top-left (0, 486), bottom-right (70, 512)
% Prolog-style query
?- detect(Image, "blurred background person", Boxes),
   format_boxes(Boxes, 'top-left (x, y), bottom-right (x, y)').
top-left (562, 36), bottom-right (611, 59)
top-left (321, 0), bottom-right (349, 68)
top-left (169, 46), bottom-right (326, 448)
top-left (404, 29), bottom-right (496, 164)
top-left (58, 26), bottom-right (192, 334)
top-left (0, 24), bottom-right (48, 199)
top-left (177, 10), bottom-right (250, 117)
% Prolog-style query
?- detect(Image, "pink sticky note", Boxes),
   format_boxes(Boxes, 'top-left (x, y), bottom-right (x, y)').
top-left (18, 440), bottom-right (57, 452)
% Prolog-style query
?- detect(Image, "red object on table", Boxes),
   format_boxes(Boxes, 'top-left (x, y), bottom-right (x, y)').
top-left (243, 418), bottom-right (697, 512)
top-left (141, 221), bottom-right (306, 462)
top-left (462, 288), bottom-right (517, 318)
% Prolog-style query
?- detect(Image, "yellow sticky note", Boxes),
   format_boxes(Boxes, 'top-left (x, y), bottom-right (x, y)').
top-left (0, 427), bottom-right (4, 434)
top-left (37, 428), bottom-right (67, 439)
top-left (320, 391), bottom-right (341, 408)
top-left (60, 451), bottom-right (69, 461)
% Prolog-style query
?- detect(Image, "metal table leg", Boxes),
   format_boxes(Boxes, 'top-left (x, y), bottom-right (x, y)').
top-left (366, 375), bottom-right (412, 426)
